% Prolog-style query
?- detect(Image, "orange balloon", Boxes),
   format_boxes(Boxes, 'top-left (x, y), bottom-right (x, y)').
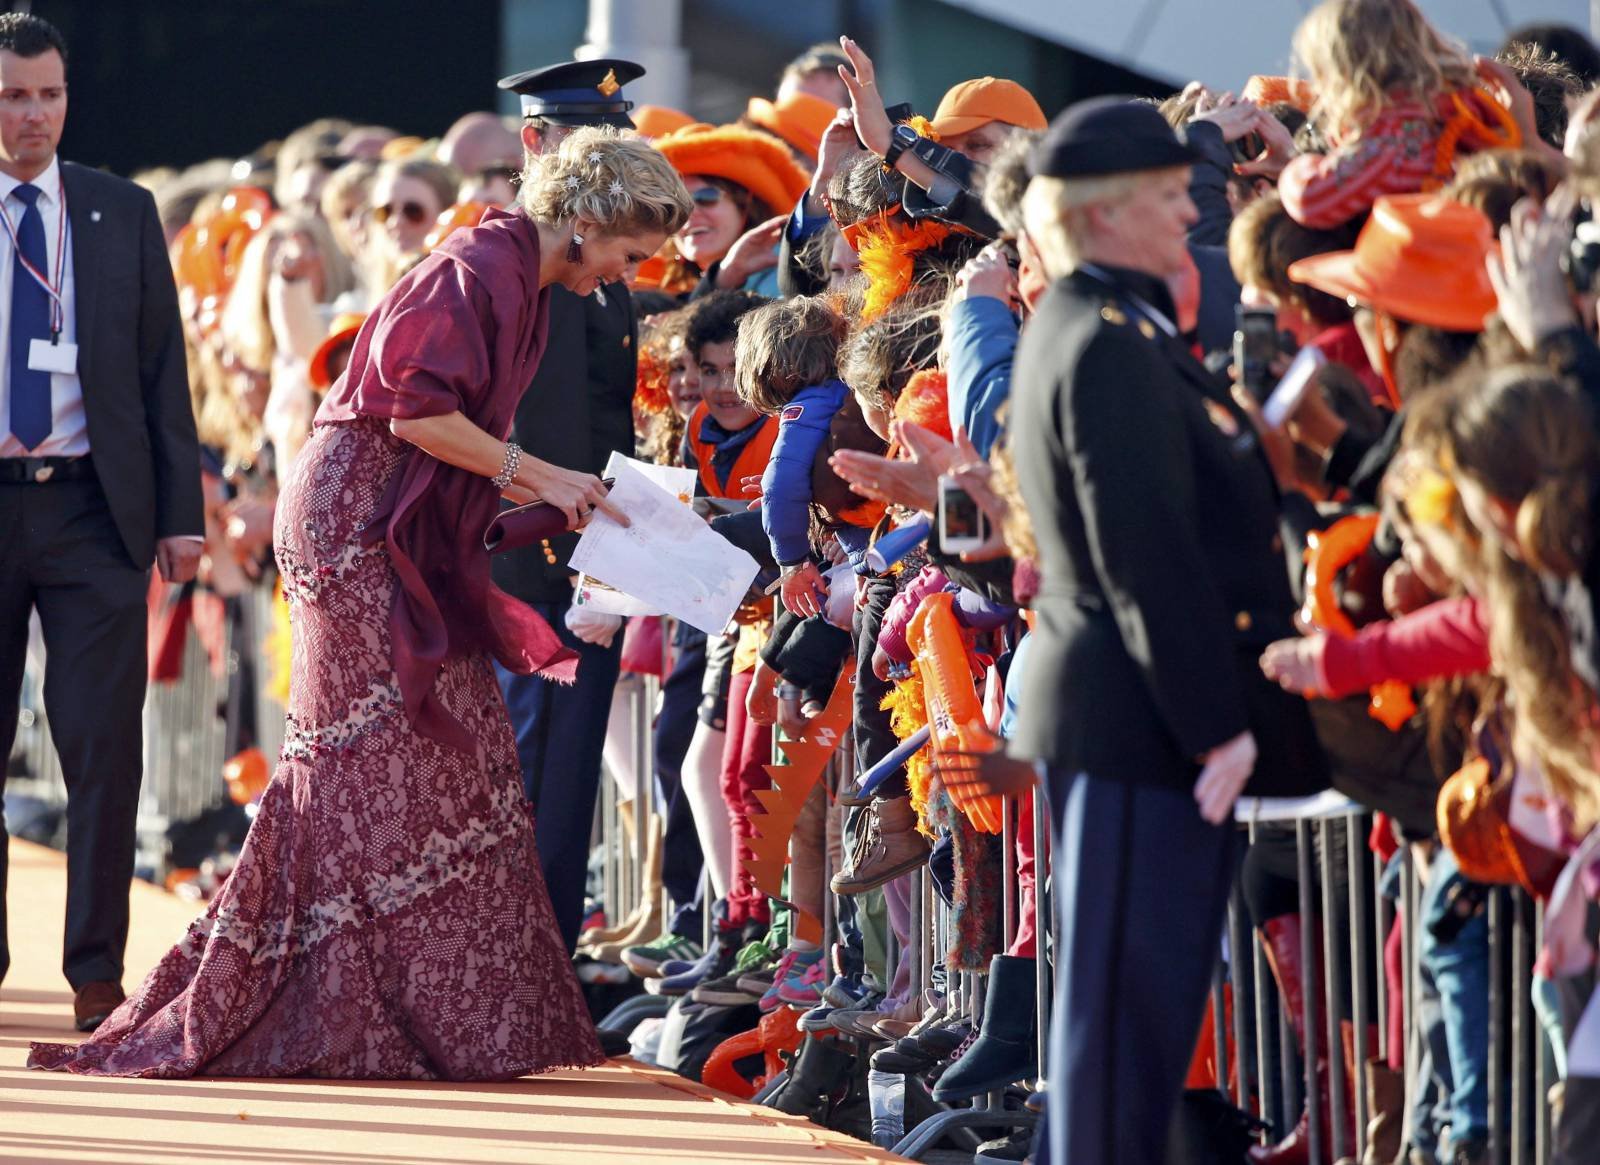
top-left (172, 222), bottom-right (225, 299)
top-left (909, 591), bottom-right (1003, 833)
top-left (1300, 512), bottom-right (1380, 639)
top-left (1300, 511), bottom-right (1416, 731)
top-left (223, 747), bottom-right (271, 805)
top-left (424, 200), bottom-right (490, 252)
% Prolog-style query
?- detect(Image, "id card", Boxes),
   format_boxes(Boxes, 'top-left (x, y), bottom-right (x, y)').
top-left (29, 338), bottom-right (78, 375)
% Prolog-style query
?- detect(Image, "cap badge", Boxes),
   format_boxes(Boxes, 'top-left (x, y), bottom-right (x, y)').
top-left (597, 69), bottom-right (621, 98)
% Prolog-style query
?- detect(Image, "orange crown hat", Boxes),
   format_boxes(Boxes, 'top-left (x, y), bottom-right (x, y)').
top-left (424, 200), bottom-right (490, 252)
top-left (653, 123), bottom-right (810, 214)
top-left (745, 91), bottom-right (837, 161)
top-left (931, 77), bottom-right (1048, 138)
top-left (309, 312), bottom-right (368, 391)
top-left (633, 104), bottom-right (696, 140)
top-left (1242, 75), bottom-right (1315, 112)
top-left (1287, 194), bottom-right (1498, 333)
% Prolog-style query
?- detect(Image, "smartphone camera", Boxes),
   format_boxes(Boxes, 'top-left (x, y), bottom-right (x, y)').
top-left (1564, 200), bottom-right (1600, 295)
top-left (1233, 304), bottom-right (1280, 401)
top-left (937, 474), bottom-right (989, 556)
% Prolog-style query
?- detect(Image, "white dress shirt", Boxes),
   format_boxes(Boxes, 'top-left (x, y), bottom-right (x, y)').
top-left (0, 155), bottom-right (85, 458)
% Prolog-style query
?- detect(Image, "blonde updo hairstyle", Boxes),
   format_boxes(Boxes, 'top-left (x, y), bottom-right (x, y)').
top-left (520, 125), bottom-right (692, 240)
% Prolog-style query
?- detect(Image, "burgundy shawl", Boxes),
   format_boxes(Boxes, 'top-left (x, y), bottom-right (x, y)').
top-left (316, 207), bottom-right (578, 751)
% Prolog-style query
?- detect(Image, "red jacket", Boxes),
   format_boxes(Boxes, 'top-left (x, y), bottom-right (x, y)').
top-left (1318, 594), bottom-right (1489, 697)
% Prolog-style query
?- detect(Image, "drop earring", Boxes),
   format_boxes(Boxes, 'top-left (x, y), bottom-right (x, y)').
top-left (567, 228), bottom-right (584, 263)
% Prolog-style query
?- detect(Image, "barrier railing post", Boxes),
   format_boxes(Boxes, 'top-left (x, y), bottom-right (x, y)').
top-left (1228, 885), bottom-right (1252, 1109)
top-left (1296, 817), bottom-right (1324, 1162)
top-left (1513, 888), bottom-right (1531, 1165)
top-left (1401, 846), bottom-right (1419, 1152)
top-left (1347, 811), bottom-right (1372, 1156)
top-left (1318, 817), bottom-right (1348, 1161)
top-left (1033, 783), bottom-right (1050, 1083)
top-left (1489, 887), bottom-right (1506, 1164)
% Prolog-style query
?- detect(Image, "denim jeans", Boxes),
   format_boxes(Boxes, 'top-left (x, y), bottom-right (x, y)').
top-left (1417, 847), bottom-right (1490, 1148)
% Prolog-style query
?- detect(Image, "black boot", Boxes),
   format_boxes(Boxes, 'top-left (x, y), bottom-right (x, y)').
top-left (770, 1034), bottom-right (857, 1117)
top-left (931, 954), bottom-right (1037, 1102)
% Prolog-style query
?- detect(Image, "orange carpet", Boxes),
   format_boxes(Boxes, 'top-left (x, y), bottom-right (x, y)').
top-left (1, 839), bottom-right (904, 1165)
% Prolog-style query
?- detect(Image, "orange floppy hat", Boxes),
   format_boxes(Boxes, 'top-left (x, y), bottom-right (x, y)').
top-left (930, 77), bottom-right (1048, 138)
top-left (745, 91), bottom-right (837, 161)
top-left (310, 312), bottom-right (368, 391)
top-left (633, 104), bottom-right (696, 140)
top-left (1287, 193), bottom-right (1498, 332)
top-left (653, 123), bottom-right (811, 215)
top-left (1242, 75), bottom-right (1315, 112)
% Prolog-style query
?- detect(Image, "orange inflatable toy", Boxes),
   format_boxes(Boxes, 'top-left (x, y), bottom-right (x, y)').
top-left (1301, 512), bottom-right (1417, 731)
top-left (223, 747), bottom-right (271, 805)
top-left (908, 591), bottom-right (1003, 832)
top-left (174, 186), bottom-right (274, 303)
top-left (701, 1007), bottom-right (803, 1098)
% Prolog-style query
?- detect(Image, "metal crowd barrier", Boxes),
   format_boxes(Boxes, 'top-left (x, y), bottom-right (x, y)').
top-left (5, 581), bottom-right (288, 877)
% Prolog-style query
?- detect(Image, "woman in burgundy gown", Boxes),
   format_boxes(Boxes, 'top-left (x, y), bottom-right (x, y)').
top-left (29, 129), bottom-right (692, 1080)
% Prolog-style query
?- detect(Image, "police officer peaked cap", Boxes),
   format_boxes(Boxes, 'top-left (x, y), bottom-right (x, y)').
top-left (1029, 96), bottom-right (1201, 179)
top-left (497, 58), bottom-right (645, 128)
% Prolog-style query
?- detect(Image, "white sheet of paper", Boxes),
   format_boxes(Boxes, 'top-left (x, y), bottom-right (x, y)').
top-left (570, 457), bottom-right (759, 635)
top-left (573, 455), bottom-right (699, 617)
top-left (29, 338), bottom-right (77, 374)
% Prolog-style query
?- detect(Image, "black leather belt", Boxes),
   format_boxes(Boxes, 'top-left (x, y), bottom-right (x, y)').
top-left (0, 455), bottom-right (95, 483)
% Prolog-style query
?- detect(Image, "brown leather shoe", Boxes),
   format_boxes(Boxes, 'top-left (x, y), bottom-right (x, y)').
top-left (73, 981), bottom-right (125, 1032)
top-left (830, 796), bottom-right (931, 896)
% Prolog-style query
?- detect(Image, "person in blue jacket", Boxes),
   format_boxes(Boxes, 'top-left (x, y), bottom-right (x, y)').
top-left (733, 294), bottom-right (867, 617)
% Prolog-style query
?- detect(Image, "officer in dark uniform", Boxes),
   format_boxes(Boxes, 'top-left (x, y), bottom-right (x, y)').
top-left (492, 58), bottom-right (646, 952)
top-left (1008, 98), bottom-right (1327, 1164)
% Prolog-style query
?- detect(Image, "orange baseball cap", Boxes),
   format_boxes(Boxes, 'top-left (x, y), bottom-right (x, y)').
top-left (633, 104), bottom-right (696, 140)
top-left (1288, 194), bottom-right (1498, 332)
top-left (745, 91), bottom-right (837, 161)
top-left (930, 77), bottom-right (1047, 138)
top-left (310, 312), bottom-right (368, 391)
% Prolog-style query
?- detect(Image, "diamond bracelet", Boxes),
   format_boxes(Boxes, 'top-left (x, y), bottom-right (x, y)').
top-left (492, 441), bottom-right (523, 489)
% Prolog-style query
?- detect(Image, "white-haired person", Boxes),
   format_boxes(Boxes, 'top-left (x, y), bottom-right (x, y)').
top-left (1006, 98), bottom-right (1328, 1161)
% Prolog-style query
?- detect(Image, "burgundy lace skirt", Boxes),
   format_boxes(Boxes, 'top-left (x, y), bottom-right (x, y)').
top-left (29, 419), bottom-right (604, 1079)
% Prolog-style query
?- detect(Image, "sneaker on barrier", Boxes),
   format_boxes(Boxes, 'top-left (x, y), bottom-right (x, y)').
top-left (655, 936), bottom-right (737, 997)
top-left (692, 939), bottom-right (776, 1006)
top-left (777, 957), bottom-right (828, 1008)
top-left (621, 933), bottom-right (702, 979)
top-left (758, 948), bottom-right (819, 1012)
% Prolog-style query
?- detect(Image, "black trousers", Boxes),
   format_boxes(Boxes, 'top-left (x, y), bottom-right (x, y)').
top-left (655, 624), bottom-right (707, 934)
top-left (0, 477), bottom-right (149, 989)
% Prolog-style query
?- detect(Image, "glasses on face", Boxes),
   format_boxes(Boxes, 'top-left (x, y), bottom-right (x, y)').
top-left (690, 185), bottom-right (728, 208)
top-left (479, 167), bottom-right (520, 187)
top-left (372, 200), bottom-right (429, 226)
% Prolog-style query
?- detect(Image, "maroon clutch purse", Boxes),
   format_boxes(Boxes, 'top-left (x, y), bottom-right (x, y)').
top-left (483, 479), bottom-right (614, 555)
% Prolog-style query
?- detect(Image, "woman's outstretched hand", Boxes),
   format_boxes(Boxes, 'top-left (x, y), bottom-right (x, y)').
top-left (517, 460), bottom-right (628, 531)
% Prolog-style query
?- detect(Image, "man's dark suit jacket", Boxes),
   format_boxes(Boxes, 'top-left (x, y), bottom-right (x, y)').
top-left (60, 161), bottom-right (203, 565)
top-left (491, 281), bottom-right (636, 606)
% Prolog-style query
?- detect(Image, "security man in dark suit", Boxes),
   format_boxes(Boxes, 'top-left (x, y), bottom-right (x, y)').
top-left (0, 14), bottom-right (203, 1031)
top-left (491, 59), bottom-right (644, 952)
top-left (1008, 98), bottom-right (1326, 1163)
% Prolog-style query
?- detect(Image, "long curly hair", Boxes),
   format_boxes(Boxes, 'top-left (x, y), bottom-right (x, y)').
top-left (1426, 365), bottom-right (1600, 827)
top-left (1294, 0), bottom-right (1477, 139)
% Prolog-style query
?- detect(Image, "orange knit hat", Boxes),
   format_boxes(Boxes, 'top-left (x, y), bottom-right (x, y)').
top-left (654, 124), bottom-right (811, 215)
top-left (745, 91), bottom-right (837, 161)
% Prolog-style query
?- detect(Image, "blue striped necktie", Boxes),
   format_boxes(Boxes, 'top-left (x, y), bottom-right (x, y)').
top-left (8, 182), bottom-right (51, 450)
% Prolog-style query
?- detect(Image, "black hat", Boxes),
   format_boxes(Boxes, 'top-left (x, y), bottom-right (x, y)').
top-left (1029, 95), bottom-right (1200, 179)
top-left (497, 58), bottom-right (645, 128)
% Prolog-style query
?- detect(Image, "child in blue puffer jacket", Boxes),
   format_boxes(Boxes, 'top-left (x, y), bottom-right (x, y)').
top-left (734, 295), bottom-right (861, 618)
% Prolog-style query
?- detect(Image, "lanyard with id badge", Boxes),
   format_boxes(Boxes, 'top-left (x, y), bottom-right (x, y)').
top-left (2, 179), bottom-right (77, 376)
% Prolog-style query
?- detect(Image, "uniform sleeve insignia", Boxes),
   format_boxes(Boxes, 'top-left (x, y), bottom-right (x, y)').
top-left (597, 69), bottom-right (621, 97)
top-left (781, 404), bottom-right (805, 423)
